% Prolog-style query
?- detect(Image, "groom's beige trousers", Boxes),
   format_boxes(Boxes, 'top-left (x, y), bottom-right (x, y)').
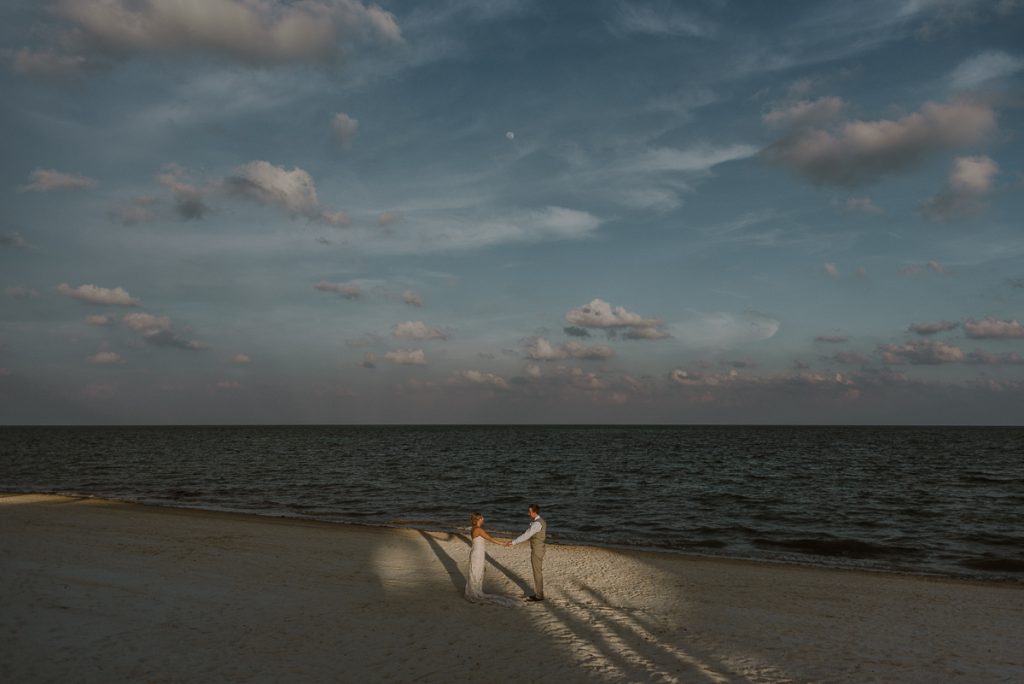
top-left (529, 515), bottom-right (546, 597)
top-left (530, 545), bottom-right (545, 597)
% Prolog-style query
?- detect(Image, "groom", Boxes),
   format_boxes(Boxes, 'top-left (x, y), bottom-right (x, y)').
top-left (510, 504), bottom-right (545, 602)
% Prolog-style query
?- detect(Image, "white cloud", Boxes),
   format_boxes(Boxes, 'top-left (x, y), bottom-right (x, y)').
top-left (18, 169), bottom-right (97, 192)
top-left (453, 369), bottom-right (509, 389)
top-left (950, 50), bottom-right (1024, 91)
top-left (824, 262), bottom-right (840, 278)
top-left (377, 210), bottom-right (403, 227)
top-left (920, 155), bottom-right (999, 221)
top-left (565, 298), bottom-right (661, 329)
top-left (384, 349), bottom-right (426, 365)
top-left (879, 340), bottom-right (965, 364)
top-left (964, 317), bottom-right (1024, 339)
top-left (233, 354), bottom-right (252, 364)
top-left (764, 99), bottom-right (996, 186)
top-left (523, 337), bottom-right (615, 361)
top-left (228, 161), bottom-right (319, 215)
top-left (57, 283), bottom-right (140, 307)
top-left (622, 144), bottom-right (758, 174)
top-left (525, 363), bottom-right (542, 379)
top-left (401, 290), bottom-right (423, 307)
top-left (122, 313), bottom-right (206, 350)
top-left (331, 112), bottom-right (359, 148)
top-left (393, 321), bottom-right (447, 340)
top-left (20, 0), bottom-right (401, 76)
top-left (88, 351), bottom-right (122, 364)
top-left (314, 280), bottom-right (362, 299)
top-left (85, 315), bottom-right (115, 326)
top-left (763, 96), bottom-right (845, 129)
top-left (671, 311), bottom-right (780, 348)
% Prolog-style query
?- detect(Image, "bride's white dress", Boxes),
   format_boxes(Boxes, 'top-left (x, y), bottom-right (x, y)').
top-left (465, 536), bottom-right (518, 607)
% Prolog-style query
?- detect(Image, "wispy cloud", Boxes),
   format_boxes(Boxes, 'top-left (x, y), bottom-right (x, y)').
top-left (964, 317), bottom-right (1024, 339)
top-left (949, 50), bottom-right (1024, 91)
top-left (18, 169), bottom-right (97, 192)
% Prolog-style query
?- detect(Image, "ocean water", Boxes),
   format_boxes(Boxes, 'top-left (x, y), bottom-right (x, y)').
top-left (1, 425), bottom-right (1022, 581)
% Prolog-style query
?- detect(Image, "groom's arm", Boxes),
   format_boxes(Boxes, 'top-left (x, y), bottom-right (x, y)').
top-left (510, 520), bottom-right (542, 546)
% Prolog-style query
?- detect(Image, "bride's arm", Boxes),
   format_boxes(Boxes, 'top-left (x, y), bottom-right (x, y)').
top-left (478, 529), bottom-right (504, 544)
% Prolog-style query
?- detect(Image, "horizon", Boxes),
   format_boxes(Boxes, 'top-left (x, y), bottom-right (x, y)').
top-left (2, 1), bottom-right (1023, 425)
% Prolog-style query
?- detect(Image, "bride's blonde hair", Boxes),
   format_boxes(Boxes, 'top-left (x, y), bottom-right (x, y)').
top-left (470, 512), bottom-right (483, 527)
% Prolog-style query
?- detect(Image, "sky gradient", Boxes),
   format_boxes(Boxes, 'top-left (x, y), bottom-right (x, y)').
top-left (2, 0), bottom-right (1023, 424)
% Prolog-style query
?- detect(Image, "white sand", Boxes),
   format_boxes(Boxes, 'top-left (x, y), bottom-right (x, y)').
top-left (1, 494), bottom-right (1021, 683)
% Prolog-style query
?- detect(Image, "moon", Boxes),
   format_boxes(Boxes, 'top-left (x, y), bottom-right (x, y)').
top-left (505, 131), bottom-right (515, 140)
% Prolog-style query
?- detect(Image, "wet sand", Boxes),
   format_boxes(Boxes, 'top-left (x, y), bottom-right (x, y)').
top-left (1, 493), bottom-right (1021, 683)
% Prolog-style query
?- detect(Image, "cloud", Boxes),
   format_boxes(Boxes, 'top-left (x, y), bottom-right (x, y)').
top-left (621, 144), bottom-right (758, 174)
top-left (319, 210), bottom-right (351, 227)
top-left (232, 354), bottom-right (251, 364)
top-left (4, 286), bottom-right (40, 300)
top-left (762, 96), bottom-right (845, 129)
top-left (815, 335), bottom-right (848, 343)
top-left (824, 262), bottom-right (840, 278)
top-left (763, 99), bottom-right (996, 186)
top-left (384, 349), bottom-right (426, 365)
top-left (314, 280), bottom-right (361, 299)
top-left (227, 161), bottom-right (319, 215)
top-left (565, 299), bottom-right (657, 328)
top-left (622, 326), bottom-right (671, 340)
top-left (964, 317), bottom-right (1024, 339)
top-left (671, 311), bottom-right (780, 348)
top-left (611, 2), bottom-right (716, 38)
top-left (452, 369), bottom-right (509, 389)
top-left (967, 350), bottom-right (1024, 365)
top-left (523, 337), bottom-right (614, 361)
top-left (393, 321), bottom-right (447, 340)
top-left (878, 340), bottom-right (965, 364)
top-left (919, 155), bottom-right (999, 221)
top-left (563, 326), bottom-right (591, 338)
top-left (331, 112), bottom-right (359, 148)
top-left (57, 283), bottom-right (140, 306)
top-left (88, 351), bottom-right (122, 364)
top-left (377, 210), bottom-right (403, 227)
top-left (0, 232), bottom-right (29, 249)
top-left (17, 0), bottom-right (401, 77)
top-left (525, 364), bottom-right (542, 379)
top-left (85, 314), bottom-right (115, 326)
top-left (908, 321), bottom-right (958, 335)
top-left (401, 291), bottom-right (423, 307)
top-left (18, 169), bottom-right (97, 192)
top-left (108, 196), bottom-right (160, 225)
top-left (899, 260), bottom-right (947, 276)
top-left (842, 197), bottom-right (881, 214)
top-left (122, 313), bottom-right (206, 349)
top-left (157, 164), bottom-right (213, 220)
top-left (950, 50), bottom-right (1024, 91)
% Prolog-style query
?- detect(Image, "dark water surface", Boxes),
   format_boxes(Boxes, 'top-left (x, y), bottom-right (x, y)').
top-left (2, 425), bottom-right (1022, 581)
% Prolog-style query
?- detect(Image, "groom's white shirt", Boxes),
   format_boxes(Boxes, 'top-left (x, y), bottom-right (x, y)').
top-left (511, 519), bottom-right (542, 546)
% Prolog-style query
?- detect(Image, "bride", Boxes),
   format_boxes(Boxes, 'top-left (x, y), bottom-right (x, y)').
top-left (465, 513), bottom-right (518, 607)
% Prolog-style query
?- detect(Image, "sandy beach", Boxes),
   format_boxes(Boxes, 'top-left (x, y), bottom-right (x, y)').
top-left (1, 494), bottom-right (1021, 683)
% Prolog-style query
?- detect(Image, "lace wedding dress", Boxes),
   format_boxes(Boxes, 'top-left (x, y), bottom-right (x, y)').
top-left (465, 536), bottom-right (518, 607)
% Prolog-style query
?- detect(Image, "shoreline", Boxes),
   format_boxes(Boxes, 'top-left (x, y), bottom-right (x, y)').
top-left (4, 490), bottom-right (1019, 586)
top-left (3, 493), bottom-right (1024, 682)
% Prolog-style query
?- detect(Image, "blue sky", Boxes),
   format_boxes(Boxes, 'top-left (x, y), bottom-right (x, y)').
top-left (2, 0), bottom-right (1023, 424)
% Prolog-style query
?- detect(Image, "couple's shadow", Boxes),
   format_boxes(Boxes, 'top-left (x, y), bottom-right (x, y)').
top-left (418, 530), bottom-right (532, 596)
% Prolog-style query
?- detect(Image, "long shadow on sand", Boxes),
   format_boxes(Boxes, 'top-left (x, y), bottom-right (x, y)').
top-left (417, 531), bottom-right (466, 593)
